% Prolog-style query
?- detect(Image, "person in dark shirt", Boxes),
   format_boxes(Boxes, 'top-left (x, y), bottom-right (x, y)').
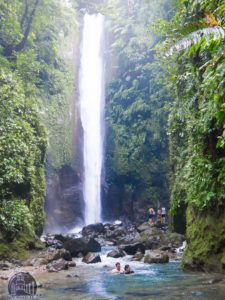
top-left (124, 264), bottom-right (134, 275)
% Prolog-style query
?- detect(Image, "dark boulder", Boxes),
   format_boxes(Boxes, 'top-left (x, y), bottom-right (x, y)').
top-left (0, 262), bottom-right (12, 270)
top-left (105, 227), bottom-right (126, 239)
top-left (82, 223), bottom-right (105, 237)
top-left (82, 253), bottom-right (101, 264)
top-left (63, 237), bottom-right (101, 257)
top-left (107, 249), bottom-right (125, 258)
top-left (119, 242), bottom-right (145, 255)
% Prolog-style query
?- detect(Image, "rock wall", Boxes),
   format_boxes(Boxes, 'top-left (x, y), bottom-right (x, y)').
top-left (44, 12), bottom-right (84, 232)
top-left (182, 206), bottom-right (225, 273)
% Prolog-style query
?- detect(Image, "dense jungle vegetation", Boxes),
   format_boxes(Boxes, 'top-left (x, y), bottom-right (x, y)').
top-left (0, 0), bottom-right (224, 271)
top-left (0, 0), bottom-right (76, 258)
top-left (103, 0), bottom-right (172, 220)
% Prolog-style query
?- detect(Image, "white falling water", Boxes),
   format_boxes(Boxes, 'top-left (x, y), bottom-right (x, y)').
top-left (79, 14), bottom-right (105, 225)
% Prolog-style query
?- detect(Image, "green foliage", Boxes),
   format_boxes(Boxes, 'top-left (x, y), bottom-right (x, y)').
top-left (157, 0), bottom-right (225, 215)
top-left (0, 199), bottom-right (34, 238)
top-left (105, 0), bottom-right (171, 210)
top-left (0, 0), bottom-right (77, 256)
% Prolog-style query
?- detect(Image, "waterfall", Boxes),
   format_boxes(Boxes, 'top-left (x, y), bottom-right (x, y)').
top-left (79, 13), bottom-right (105, 225)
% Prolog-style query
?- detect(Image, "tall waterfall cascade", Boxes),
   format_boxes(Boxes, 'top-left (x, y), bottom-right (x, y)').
top-left (79, 13), bottom-right (105, 225)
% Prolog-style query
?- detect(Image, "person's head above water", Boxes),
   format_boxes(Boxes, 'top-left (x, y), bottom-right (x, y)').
top-left (124, 265), bottom-right (130, 272)
top-left (115, 262), bottom-right (121, 271)
top-left (124, 264), bottom-right (134, 274)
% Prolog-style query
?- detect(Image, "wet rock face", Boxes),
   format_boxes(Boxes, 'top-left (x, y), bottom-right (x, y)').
top-left (45, 165), bottom-right (83, 232)
top-left (82, 253), bottom-right (101, 264)
top-left (181, 206), bottom-right (225, 273)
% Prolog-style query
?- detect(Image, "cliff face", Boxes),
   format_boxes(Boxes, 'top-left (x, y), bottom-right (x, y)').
top-left (44, 12), bottom-right (84, 232)
top-left (182, 206), bottom-right (225, 273)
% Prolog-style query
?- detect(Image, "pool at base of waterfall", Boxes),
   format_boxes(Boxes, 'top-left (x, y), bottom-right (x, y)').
top-left (0, 248), bottom-right (224, 299)
top-left (23, 247), bottom-right (225, 300)
top-left (41, 264), bottom-right (225, 300)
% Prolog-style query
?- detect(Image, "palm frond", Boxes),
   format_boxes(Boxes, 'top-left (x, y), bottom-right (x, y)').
top-left (166, 26), bottom-right (225, 56)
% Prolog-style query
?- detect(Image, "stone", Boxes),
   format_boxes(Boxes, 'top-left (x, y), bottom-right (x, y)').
top-left (117, 232), bottom-right (141, 245)
top-left (82, 253), bottom-right (101, 264)
top-left (25, 248), bottom-right (72, 267)
top-left (114, 220), bottom-right (122, 226)
top-left (163, 232), bottom-right (185, 248)
top-left (131, 252), bottom-right (144, 261)
top-left (63, 237), bottom-right (101, 257)
top-left (107, 249), bottom-right (125, 258)
top-left (119, 242), bottom-right (145, 255)
top-left (66, 274), bottom-right (80, 278)
top-left (82, 223), bottom-right (105, 236)
top-left (46, 258), bottom-right (69, 272)
top-left (106, 241), bottom-right (116, 246)
top-left (68, 261), bottom-right (76, 267)
top-left (0, 275), bottom-right (9, 280)
top-left (0, 261), bottom-right (12, 270)
top-left (144, 251), bottom-right (169, 264)
top-left (159, 246), bottom-right (172, 251)
top-left (106, 227), bottom-right (126, 239)
top-left (137, 223), bottom-right (151, 233)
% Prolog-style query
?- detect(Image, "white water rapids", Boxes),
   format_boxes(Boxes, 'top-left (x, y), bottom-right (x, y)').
top-left (79, 13), bottom-right (105, 225)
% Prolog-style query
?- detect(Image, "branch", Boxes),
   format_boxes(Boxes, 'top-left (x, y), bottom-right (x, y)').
top-left (3, 0), bottom-right (40, 57)
top-left (20, 0), bottom-right (29, 30)
top-left (14, 0), bottom-right (40, 52)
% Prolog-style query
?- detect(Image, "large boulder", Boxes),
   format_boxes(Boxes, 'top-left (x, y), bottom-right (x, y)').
top-left (144, 251), bottom-right (169, 264)
top-left (82, 253), bottom-right (101, 264)
top-left (131, 252), bottom-right (144, 261)
top-left (119, 242), bottom-right (145, 255)
top-left (47, 258), bottom-right (69, 272)
top-left (105, 227), bottom-right (126, 239)
top-left (41, 235), bottom-right (63, 249)
top-left (63, 237), bottom-right (101, 257)
top-left (117, 232), bottom-right (141, 245)
top-left (107, 249), bottom-right (125, 258)
top-left (82, 223), bottom-right (105, 237)
top-left (163, 232), bottom-right (185, 248)
top-left (137, 223), bottom-right (152, 233)
top-left (26, 248), bottom-right (72, 267)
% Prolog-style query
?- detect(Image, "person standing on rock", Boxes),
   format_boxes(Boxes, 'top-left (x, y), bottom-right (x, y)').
top-left (161, 207), bottom-right (166, 223)
top-left (157, 209), bottom-right (162, 226)
top-left (148, 208), bottom-right (156, 225)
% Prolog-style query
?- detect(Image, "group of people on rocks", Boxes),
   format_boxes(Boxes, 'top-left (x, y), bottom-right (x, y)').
top-left (148, 207), bottom-right (167, 226)
top-left (112, 262), bottom-right (134, 275)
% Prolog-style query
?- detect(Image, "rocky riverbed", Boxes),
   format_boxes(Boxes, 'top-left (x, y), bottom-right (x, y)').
top-left (0, 221), bottom-right (185, 273)
top-left (1, 222), bottom-right (225, 299)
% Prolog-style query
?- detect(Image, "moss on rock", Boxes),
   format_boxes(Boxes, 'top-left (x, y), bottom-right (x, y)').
top-left (182, 205), bottom-right (225, 273)
top-left (0, 229), bottom-right (44, 261)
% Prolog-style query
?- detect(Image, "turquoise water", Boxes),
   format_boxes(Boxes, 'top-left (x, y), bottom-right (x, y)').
top-left (1, 248), bottom-right (225, 299)
top-left (37, 253), bottom-right (225, 300)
